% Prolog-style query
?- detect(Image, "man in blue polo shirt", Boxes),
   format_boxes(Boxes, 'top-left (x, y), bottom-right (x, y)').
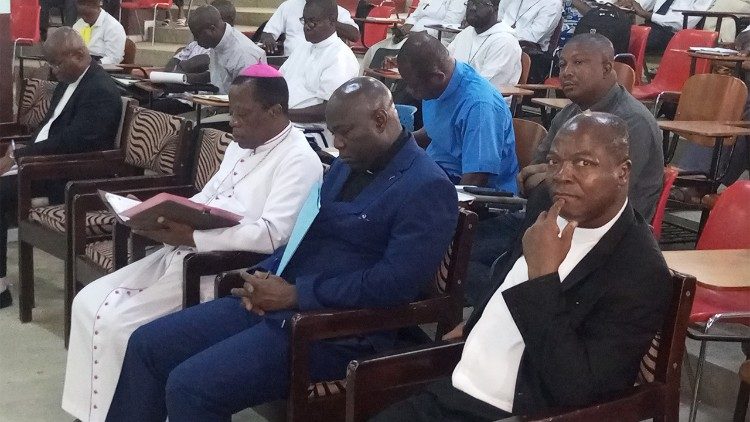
top-left (398, 32), bottom-right (519, 193)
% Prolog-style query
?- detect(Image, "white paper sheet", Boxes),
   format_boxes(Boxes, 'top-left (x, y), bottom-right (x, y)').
top-left (149, 71), bottom-right (188, 84)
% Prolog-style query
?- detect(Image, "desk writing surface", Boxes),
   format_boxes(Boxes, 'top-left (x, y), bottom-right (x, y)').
top-left (687, 51), bottom-right (748, 62)
top-left (516, 83), bottom-right (562, 91)
top-left (531, 98), bottom-right (572, 110)
top-left (662, 249), bottom-right (750, 289)
top-left (657, 121), bottom-right (750, 145)
top-left (498, 85), bottom-right (533, 97)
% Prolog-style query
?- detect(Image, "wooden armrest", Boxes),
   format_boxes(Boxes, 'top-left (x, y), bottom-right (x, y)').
top-left (18, 149), bottom-right (122, 164)
top-left (65, 175), bottom-right (185, 201)
top-left (182, 251), bottom-right (269, 308)
top-left (0, 122), bottom-right (28, 138)
top-left (345, 341), bottom-right (464, 421)
top-left (0, 134), bottom-right (32, 143)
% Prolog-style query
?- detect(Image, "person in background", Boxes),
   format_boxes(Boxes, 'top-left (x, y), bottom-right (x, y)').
top-left (0, 28), bottom-right (122, 310)
top-left (72, 0), bottom-right (126, 64)
top-left (261, 0), bottom-right (360, 56)
top-left (447, 0), bottom-right (522, 94)
top-left (398, 33), bottom-right (519, 192)
top-left (392, 0), bottom-right (466, 42)
top-left (41, 0), bottom-right (78, 40)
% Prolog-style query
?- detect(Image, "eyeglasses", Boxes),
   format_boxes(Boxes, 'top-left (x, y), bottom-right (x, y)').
top-left (299, 17), bottom-right (324, 27)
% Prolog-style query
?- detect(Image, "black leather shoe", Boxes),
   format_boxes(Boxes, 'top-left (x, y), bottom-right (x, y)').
top-left (0, 289), bottom-right (12, 309)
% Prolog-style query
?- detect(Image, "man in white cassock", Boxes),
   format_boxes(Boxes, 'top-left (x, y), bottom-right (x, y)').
top-left (279, 0), bottom-right (360, 148)
top-left (62, 64), bottom-right (323, 422)
top-left (447, 0), bottom-right (522, 99)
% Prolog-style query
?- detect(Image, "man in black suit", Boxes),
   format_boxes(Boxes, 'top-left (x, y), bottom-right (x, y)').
top-left (0, 27), bottom-right (122, 309)
top-left (372, 112), bottom-right (672, 421)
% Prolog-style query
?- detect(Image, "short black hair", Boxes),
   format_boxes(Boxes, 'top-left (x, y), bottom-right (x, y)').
top-left (304, 0), bottom-right (338, 21)
top-left (211, 0), bottom-right (236, 26)
top-left (232, 75), bottom-right (290, 114)
top-left (76, 0), bottom-right (100, 6)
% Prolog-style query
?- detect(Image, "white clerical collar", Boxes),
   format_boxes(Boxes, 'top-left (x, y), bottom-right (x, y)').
top-left (253, 122), bottom-right (292, 153)
top-left (311, 32), bottom-right (338, 50)
top-left (557, 199), bottom-right (628, 244)
top-left (214, 23), bottom-right (233, 53)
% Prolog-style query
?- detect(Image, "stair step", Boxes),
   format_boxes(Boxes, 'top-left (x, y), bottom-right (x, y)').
top-left (149, 24), bottom-right (257, 44)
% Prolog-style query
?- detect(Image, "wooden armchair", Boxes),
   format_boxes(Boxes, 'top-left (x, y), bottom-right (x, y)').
top-left (210, 208), bottom-right (477, 421)
top-left (0, 78), bottom-right (57, 140)
top-left (344, 271), bottom-right (696, 422)
top-left (17, 104), bottom-right (194, 323)
top-left (64, 128), bottom-right (232, 343)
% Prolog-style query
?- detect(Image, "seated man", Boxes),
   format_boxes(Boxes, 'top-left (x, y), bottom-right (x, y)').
top-left (260, 0), bottom-right (360, 56)
top-left (373, 112), bottom-right (672, 421)
top-left (104, 77), bottom-right (459, 421)
top-left (497, 0), bottom-right (563, 83)
top-left (468, 33), bottom-right (663, 305)
top-left (188, 5), bottom-right (266, 94)
top-left (399, 33), bottom-right (519, 192)
top-left (279, 0), bottom-right (360, 145)
top-left (0, 28), bottom-right (122, 310)
top-left (616, 0), bottom-right (713, 53)
top-left (447, 0), bottom-right (522, 92)
top-left (393, 0), bottom-right (466, 42)
top-left (62, 64), bottom-right (324, 421)
top-left (72, 0), bottom-right (126, 64)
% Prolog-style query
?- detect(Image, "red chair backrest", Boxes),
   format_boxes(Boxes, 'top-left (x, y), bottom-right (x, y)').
top-left (651, 166), bottom-right (678, 240)
top-left (364, 6), bottom-right (395, 47)
top-left (629, 25), bottom-right (651, 85)
top-left (338, 0), bottom-right (358, 17)
top-left (10, 0), bottom-right (41, 43)
top-left (696, 181), bottom-right (750, 250)
top-left (650, 29), bottom-right (718, 92)
top-left (409, 0), bottom-right (420, 13)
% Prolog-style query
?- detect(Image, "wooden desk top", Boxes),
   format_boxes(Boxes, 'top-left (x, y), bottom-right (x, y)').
top-left (186, 94), bottom-right (229, 107)
top-left (424, 24), bottom-right (462, 34)
top-left (364, 67), bottom-right (402, 80)
top-left (687, 51), bottom-right (748, 62)
top-left (516, 83), bottom-right (562, 91)
top-left (353, 17), bottom-right (403, 24)
top-left (102, 64), bottom-right (124, 73)
top-left (133, 80), bottom-right (163, 93)
top-left (658, 120), bottom-right (750, 140)
top-left (718, 120), bottom-right (750, 127)
top-left (531, 97), bottom-right (572, 110)
top-left (498, 85), bottom-right (534, 97)
top-left (662, 249), bottom-right (750, 289)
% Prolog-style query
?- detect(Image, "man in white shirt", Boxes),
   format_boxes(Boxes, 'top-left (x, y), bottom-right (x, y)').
top-left (616, 0), bottom-right (715, 53)
top-left (372, 112), bottom-right (671, 421)
top-left (188, 5), bottom-right (267, 94)
top-left (279, 0), bottom-right (360, 142)
top-left (72, 0), bottom-right (127, 64)
top-left (62, 64), bottom-right (324, 422)
top-left (447, 0), bottom-right (522, 91)
top-left (393, 0), bottom-right (466, 41)
top-left (260, 0), bottom-right (361, 56)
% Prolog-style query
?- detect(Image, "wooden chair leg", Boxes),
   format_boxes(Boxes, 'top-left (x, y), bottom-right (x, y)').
top-left (64, 255), bottom-right (75, 348)
top-left (17, 241), bottom-right (34, 322)
top-left (734, 380), bottom-right (749, 422)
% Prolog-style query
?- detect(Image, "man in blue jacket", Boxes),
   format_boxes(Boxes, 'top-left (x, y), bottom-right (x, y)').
top-left (105, 77), bottom-right (459, 421)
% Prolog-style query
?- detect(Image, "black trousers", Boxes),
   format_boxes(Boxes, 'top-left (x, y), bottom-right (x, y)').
top-left (40, 0), bottom-right (77, 38)
top-left (0, 176), bottom-right (15, 278)
top-left (370, 378), bottom-right (512, 422)
top-left (645, 22), bottom-right (675, 54)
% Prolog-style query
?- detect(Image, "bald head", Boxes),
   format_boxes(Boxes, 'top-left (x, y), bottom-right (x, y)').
top-left (565, 33), bottom-right (615, 60)
top-left (557, 112), bottom-right (629, 161)
top-left (189, 6), bottom-right (227, 48)
top-left (326, 77), bottom-right (403, 171)
top-left (43, 27), bottom-right (91, 83)
top-left (397, 33), bottom-right (455, 100)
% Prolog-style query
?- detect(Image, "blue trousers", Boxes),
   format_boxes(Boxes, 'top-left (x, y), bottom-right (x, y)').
top-left (106, 297), bottom-right (374, 422)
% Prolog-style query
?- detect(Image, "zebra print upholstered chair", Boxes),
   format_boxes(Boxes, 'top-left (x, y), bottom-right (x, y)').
top-left (63, 128), bottom-right (231, 344)
top-left (0, 78), bottom-right (57, 141)
top-left (15, 104), bottom-right (194, 326)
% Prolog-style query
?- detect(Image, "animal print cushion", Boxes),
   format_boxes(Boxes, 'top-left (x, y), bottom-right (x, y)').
top-left (307, 380), bottom-right (346, 399)
top-left (193, 129), bottom-right (233, 190)
top-left (636, 333), bottom-right (661, 385)
top-left (27, 205), bottom-right (114, 236)
top-left (123, 108), bottom-right (183, 175)
top-left (18, 79), bottom-right (58, 129)
top-left (84, 240), bottom-right (116, 271)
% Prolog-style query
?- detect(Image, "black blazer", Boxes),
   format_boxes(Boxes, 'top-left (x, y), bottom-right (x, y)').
top-left (17, 62), bottom-right (122, 158)
top-left (465, 196), bottom-right (671, 415)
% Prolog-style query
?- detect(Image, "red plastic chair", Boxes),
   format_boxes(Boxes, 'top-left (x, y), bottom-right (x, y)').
top-left (10, 0), bottom-right (40, 84)
top-left (628, 25), bottom-right (651, 85)
top-left (632, 29), bottom-right (718, 101)
top-left (685, 180), bottom-right (750, 422)
top-left (651, 166), bottom-right (678, 240)
top-left (119, 0), bottom-right (173, 45)
top-left (350, 6), bottom-right (395, 54)
top-left (408, 0), bottom-right (419, 15)
top-left (338, 0), bottom-right (358, 17)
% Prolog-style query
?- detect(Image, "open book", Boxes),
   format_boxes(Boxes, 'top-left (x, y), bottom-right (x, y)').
top-left (98, 190), bottom-right (243, 231)
top-left (688, 47), bottom-right (740, 56)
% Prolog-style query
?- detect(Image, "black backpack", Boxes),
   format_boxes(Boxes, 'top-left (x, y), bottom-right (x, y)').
top-left (573, 5), bottom-right (631, 55)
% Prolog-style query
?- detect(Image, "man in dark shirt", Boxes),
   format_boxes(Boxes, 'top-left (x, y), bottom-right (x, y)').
top-left (105, 77), bottom-right (459, 421)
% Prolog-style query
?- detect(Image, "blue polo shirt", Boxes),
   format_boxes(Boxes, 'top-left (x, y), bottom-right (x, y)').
top-left (423, 61), bottom-right (519, 193)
